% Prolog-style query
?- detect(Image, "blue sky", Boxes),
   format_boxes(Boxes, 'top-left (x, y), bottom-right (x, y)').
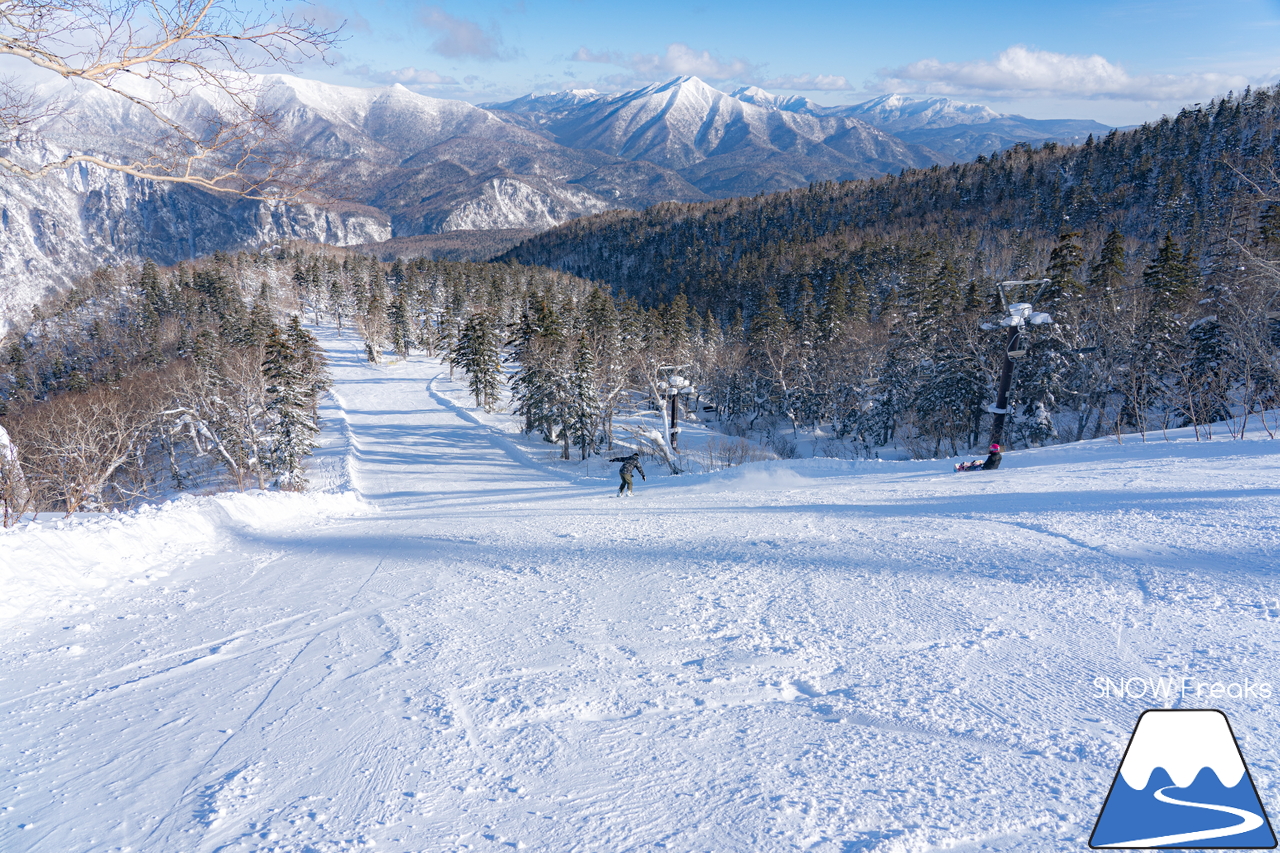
top-left (291, 0), bottom-right (1280, 125)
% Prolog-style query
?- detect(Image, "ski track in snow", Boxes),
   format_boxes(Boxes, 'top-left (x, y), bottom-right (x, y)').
top-left (1100, 784), bottom-right (1266, 848)
top-left (3, 327), bottom-right (1280, 852)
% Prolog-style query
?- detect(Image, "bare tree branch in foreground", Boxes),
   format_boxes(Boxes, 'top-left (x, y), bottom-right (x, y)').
top-left (0, 0), bottom-right (340, 197)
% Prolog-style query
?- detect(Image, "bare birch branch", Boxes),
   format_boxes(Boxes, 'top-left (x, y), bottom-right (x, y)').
top-left (0, 0), bottom-right (341, 197)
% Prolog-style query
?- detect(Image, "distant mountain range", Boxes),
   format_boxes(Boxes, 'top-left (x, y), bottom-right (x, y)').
top-left (725, 90), bottom-right (1109, 162)
top-left (483, 76), bottom-right (938, 197)
top-left (0, 74), bottom-right (1111, 325)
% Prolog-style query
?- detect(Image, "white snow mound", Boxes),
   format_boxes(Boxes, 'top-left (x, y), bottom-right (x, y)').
top-left (0, 490), bottom-right (372, 622)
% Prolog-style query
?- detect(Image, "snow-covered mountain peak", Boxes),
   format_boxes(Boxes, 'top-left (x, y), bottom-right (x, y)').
top-left (859, 93), bottom-right (909, 109)
top-left (259, 73), bottom-right (474, 121)
top-left (484, 87), bottom-right (607, 114)
top-left (632, 75), bottom-right (725, 103)
top-left (729, 85), bottom-right (816, 113)
top-left (732, 85), bottom-right (770, 101)
top-left (844, 94), bottom-right (1004, 130)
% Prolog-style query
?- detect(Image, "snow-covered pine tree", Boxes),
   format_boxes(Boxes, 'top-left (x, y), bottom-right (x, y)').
top-left (1138, 234), bottom-right (1197, 428)
top-left (286, 315), bottom-right (331, 418)
top-left (1013, 335), bottom-right (1070, 446)
top-left (748, 287), bottom-right (800, 430)
top-left (262, 325), bottom-right (317, 490)
top-left (510, 296), bottom-right (572, 452)
top-left (1042, 232), bottom-right (1086, 312)
top-left (1089, 231), bottom-right (1127, 306)
top-left (566, 336), bottom-right (601, 460)
top-left (581, 287), bottom-right (623, 448)
top-left (247, 280), bottom-right (275, 346)
top-left (452, 313), bottom-right (503, 412)
top-left (1179, 313), bottom-right (1231, 428)
top-left (389, 272), bottom-right (415, 358)
top-left (913, 347), bottom-right (988, 455)
top-left (362, 270), bottom-right (389, 363)
top-left (817, 276), bottom-right (848, 347)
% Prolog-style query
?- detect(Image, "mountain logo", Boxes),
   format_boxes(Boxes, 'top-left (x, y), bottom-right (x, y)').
top-left (1090, 709), bottom-right (1276, 849)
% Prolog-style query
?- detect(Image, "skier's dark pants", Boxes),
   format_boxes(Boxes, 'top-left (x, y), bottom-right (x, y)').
top-left (618, 471), bottom-right (634, 495)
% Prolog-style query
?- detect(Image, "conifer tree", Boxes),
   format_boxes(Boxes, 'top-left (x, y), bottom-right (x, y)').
top-left (748, 287), bottom-right (800, 427)
top-left (818, 276), bottom-right (848, 346)
top-left (1088, 231), bottom-right (1127, 305)
top-left (581, 288), bottom-right (622, 447)
top-left (510, 296), bottom-right (570, 445)
top-left (247, 280), bottom-right (275, 346)
top-left (286, 315), bottom-right (331, 418)
top-left (262, 325), bottom-right (317, 490)
top-left (363, 270), bottom-right (389, 362)
top-left (1180, 314), bottom-right (1231, 426)
top-left (920, 259), bottom-right (963, 341)
top-left (139, 258), bottom-right (164, 311)
top-left (1044, 232), bottom-right (1086, 310)
top-left (566, 336), bottom-right (602, 460)
top-left (1145, 233), bottom-right (1192, 310)
top-left (452, 313), bottom-right (503, 412)
top-left (846, 271), bottom-right (870, 323)
top-left (1259, 205), bottom-right (1280, 248)
top-left (390, 277), bottom-right (414, 358)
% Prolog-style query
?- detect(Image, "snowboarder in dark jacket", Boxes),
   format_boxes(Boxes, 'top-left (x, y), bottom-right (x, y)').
top-left (956, 443), bottom-right (1003, 471)
top-left (982, 443), bottom-right (1003, 469)
top-left (610, 453), bottom-right (646, 496)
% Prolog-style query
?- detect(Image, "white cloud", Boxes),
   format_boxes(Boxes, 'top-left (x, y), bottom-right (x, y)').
top-left (349, 65), bottom-right (459, 87)
top-left (417, 6), bottom-right (509, 61)
top-left (571, 42), bottom-right (759, 82)
top-left (878, 45), bottom-right (1250, 101)
top-left (759, 73), bottom-right (852, 91)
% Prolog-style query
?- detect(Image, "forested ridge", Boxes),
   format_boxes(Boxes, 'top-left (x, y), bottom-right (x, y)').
top-left (487, 85), bottom-right (1280, 462)
top-left (501, 86), bottom-right (1280, 317)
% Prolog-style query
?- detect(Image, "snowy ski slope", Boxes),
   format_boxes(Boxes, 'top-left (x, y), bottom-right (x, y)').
top-left (2, 329), bottom-right (1279, 852)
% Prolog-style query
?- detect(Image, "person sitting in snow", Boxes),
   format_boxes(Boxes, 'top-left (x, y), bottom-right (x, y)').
top-left (610, 452), bottom-right (646, 496)
top-left (956, 443), bottom-right (1003, 472)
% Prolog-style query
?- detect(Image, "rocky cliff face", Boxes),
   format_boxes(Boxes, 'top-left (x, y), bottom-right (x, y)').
top-left (0, 141), bottom-right (389, 330)
top-left (0, 76), bottom-right (648, 327)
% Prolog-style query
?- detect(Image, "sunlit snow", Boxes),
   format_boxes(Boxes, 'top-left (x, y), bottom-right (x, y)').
top-left (2, 328), bottom-right (1279, 852)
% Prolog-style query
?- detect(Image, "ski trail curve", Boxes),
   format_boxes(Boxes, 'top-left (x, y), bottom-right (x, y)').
top-left (1099, 785), bottom-right (1265, 847)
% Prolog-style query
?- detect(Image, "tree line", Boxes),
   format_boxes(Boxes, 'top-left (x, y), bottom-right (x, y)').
top-left (0, 252), bottom-right (329, 524)
top-left (501, 85), bottom-right (1280, 323)
top-left (486, 83), bottom-right (1280, 455)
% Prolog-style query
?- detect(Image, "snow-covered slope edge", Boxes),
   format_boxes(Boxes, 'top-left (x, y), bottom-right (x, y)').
top-left (0, 490), bottom-right (372, 624)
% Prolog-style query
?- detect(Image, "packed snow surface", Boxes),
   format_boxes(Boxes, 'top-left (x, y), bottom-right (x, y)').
top-left (3, 330), bottom-right (1280, 852)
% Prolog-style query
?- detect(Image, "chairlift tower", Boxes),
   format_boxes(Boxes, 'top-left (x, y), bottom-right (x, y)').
top-left (656, 365), bottom-right (695, 452)
top-left (984, 280), bottom-right (1053, 447)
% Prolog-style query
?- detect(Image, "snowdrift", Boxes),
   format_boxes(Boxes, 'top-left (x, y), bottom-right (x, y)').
top-left (0, 490), bottom-right (372, 623)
